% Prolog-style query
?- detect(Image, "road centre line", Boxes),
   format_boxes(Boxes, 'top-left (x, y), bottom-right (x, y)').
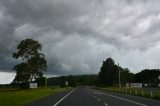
top-left (98, 98), bottom-right (101, 101)
top-left (91, 89), bottom-right (147, 106)
top-left (93, 96), bottom-right (97, 98)
top-left (53, 89), bottom-right (76, 106)
top-left (92, 91), bottom-right (103, 94)
top-left (104, 103), bottom-right (109, 106)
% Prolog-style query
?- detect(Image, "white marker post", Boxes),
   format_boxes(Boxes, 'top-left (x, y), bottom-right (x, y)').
top-left (118, 63), bottom-right (121, 88)
top-left (65, 81), bottom-right (68, 88)
top-left (151, 91), bottom-right (153, 98)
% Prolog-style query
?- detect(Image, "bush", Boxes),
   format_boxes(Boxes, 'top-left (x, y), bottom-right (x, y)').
top-left (19, 82), bottom-right (29, 89)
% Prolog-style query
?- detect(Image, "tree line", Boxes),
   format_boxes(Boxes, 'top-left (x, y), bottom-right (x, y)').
top-left (97, 57), bottom-right (160, 87)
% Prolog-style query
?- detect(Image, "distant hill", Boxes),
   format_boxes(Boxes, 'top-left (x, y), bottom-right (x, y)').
top-left (47, 74), bottom-right (98, 86)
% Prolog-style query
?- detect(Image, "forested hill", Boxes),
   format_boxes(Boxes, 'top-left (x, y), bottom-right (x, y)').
top-left (47, 75), bottom-right (98, 86)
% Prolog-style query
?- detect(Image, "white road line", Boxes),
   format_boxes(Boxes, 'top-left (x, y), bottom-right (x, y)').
top-left (98, 98), bottom-right (101, 101)
top-left (91, 90), bottom-right (147, 106)
top-left (53, 89), bottom-right (76, 106)
top-left (94, 96), bottom-right (97, 98)
top-left (104, 103), bottom-right (108, 106)
top-left (92, 91), bottom-right (103, 94)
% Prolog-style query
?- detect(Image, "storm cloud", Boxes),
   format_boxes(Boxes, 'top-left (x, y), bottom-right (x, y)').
top-left (1, 0), bottom-right (160, 82)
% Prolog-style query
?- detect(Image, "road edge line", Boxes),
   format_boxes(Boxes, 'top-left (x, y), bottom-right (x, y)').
top-left (91, 89), bottom-right (147, 106)
top-left (53, 88), bottom-right (76, 106)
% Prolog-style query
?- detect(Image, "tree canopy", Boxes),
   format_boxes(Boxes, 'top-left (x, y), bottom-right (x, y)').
top-left (98, 57), bottom-right (118, 86)
top-left (98, 57), bottom-right (134, 86)
top-left (12, 39), bottom-right (47, 83)
top-left (134, 69), bottom-right (160, 86)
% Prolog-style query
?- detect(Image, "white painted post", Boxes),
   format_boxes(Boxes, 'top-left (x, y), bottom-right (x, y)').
top-left (135, 90), bottom-right (137, 95)
top-left (142, 90), bottom-right (144, 96)
top-left (151, 91), bottom-right (153, 98)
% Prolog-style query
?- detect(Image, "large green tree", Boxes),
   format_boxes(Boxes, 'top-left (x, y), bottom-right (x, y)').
top-left (98, 57), bottom-right (119, 86)
top-left (98, 57), bottom-right (134, 86)
top-left (12, 39), bottom-right (47, 83)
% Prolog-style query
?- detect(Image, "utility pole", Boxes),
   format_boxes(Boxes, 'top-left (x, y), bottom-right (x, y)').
top-left (45, 71), bottom-right (47, 87)
top-left (118, 63), bottom-right (121, 88)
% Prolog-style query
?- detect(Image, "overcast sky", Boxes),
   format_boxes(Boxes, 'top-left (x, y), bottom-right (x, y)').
top-left (1, 0), bottom-right (160, 84)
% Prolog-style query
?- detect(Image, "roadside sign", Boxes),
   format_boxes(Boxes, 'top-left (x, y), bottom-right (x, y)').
top-left (131, 83), bottom-right (142, 88)
top-left (65, 81), bottom-right (68, 86)
top-left (30, 83), bottom-right (37, 88)
top-left (145, 84), bottom-right (148, 87)
top-left (126, 83), bottom-right (129, 88)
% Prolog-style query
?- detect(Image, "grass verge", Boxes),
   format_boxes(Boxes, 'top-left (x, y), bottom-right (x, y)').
top-left (97, 87), bottom-right (160, 100)
top-left (0, 87), bottom-right (68, 106)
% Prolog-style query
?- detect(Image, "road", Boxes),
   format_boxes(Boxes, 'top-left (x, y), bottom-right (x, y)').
top-left (28, 87), bottom-right (160, 106)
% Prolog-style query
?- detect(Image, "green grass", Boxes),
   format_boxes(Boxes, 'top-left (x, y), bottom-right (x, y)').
top-left (0, 87), bottom-right (68, 106)
top-left (98, 87), bottom-right (160, 100)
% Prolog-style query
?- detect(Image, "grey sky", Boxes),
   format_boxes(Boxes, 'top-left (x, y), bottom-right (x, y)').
top-left (0, 0), bottom-right (160, 83)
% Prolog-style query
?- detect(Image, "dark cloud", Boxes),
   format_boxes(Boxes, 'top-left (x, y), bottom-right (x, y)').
top-left (0, 0), bottom-right (160, 80)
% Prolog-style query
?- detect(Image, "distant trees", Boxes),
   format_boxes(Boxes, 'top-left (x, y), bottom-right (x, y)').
top-left (12, 39), bottom-right (47, 83)
top-left (97, 57), bottom-right (160, 87)
top-left (47, 75), bottom-right (97, 87)
top-left (134, 69), bottom-right (160, 86)
top-left (59, 75), bottom-right (76, 87)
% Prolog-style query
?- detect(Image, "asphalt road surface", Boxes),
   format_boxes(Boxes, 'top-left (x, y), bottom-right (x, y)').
top-left (28, 87), bottom-right (160, 106)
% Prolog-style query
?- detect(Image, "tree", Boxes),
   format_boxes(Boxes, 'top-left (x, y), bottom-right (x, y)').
top-left (12, 39), bottom-right (47, 83)
top-left (35, 77), bottom-right (46, 86)
top-left (98, 57), bottom-right (118, 86)
top-left (120, 68), bottom-right (134, 85)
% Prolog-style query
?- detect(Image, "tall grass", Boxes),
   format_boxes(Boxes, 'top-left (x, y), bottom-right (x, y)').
top-left (0, 87), bottom-right (67, 106)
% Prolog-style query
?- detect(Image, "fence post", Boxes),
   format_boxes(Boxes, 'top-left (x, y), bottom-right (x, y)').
top-left (151, 91), bottom-right (153, 98)
top-left (135, 90), bottom-right (137, 95)
top-left (142, 90), bottom-right (144, 96)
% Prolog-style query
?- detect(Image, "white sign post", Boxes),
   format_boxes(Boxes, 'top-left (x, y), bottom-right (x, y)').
top-left (65, 81), bottom-right (68, 86)
top-left (30, 83), bottom-right (37, 88)
top-left (126, 83), bottom-right (129, 88)
top-left (131, 83), bottom-right (142, 88)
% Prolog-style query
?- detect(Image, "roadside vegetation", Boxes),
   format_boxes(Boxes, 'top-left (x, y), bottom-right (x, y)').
top-left (98, 87), bottom-right (160, 100)
top-left (0, 87), bottom-right (67, 106)
top-left (95, 57), bottom-right (160, 100)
